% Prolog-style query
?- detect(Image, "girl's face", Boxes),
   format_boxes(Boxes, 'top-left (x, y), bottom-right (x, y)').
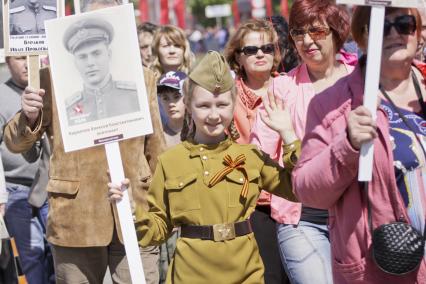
top-left (159, 90), bottom-right (185, 121)
top-left (158, 36), bottom-right (184, 71)
top-left (190, 85), bottom-right (234, 145)
top-left (237, 31), bottom-right (275, 77)
top-left (291, 21), bottom-right (336, 68)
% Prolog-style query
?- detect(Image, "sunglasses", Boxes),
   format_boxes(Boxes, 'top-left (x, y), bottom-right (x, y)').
top-left (290, 26), bottom-right (331, 41)
top-left (239, 43), bottom-right (275, 56)
top-left (383, 15), bottom-right (416, 37)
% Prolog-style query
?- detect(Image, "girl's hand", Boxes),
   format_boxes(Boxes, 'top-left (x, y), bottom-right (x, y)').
top-left (107, 179), bottom-right (129, 202)
top-left (347, 106), bottom-right (377, 150)
top-left (260, 90), bottom-right (298, 144)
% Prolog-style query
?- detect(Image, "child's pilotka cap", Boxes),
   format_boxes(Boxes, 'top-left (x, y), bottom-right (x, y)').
top-left (157, 71), bottom-right (187, 95)
top-left (189, 50), bottom-right (234, 94)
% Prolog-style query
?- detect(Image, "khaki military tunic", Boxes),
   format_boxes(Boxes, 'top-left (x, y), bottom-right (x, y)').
top-left (66, 78), bottom-right (140, 126)
top-left (136, 138), bottom-right (298, 284)
top-left (9, 0), bottom-right (56, 35)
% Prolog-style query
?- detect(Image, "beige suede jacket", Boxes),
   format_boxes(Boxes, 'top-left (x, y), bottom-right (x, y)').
top-left (3, 67), bottom-right (166, 247)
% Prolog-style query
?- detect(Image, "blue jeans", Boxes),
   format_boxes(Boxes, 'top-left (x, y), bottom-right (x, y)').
top-left (276, 221), bottom-right (333, 284)
top-left (5, 183), bottom-right (54, 284)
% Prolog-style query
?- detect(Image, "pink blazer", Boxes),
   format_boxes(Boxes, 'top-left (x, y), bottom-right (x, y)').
top-left (292, 63), bottom-right (426, 283)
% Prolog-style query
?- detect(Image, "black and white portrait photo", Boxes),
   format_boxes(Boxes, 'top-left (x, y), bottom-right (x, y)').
top-left (3, 0), bottom-right (60, 55)
top-left (63, 17), bottom-right (140, 126)
top-left (45, 4), bottom-right (152, 152)
top-left (9, 0), bottom-right (57, 35)
top-left (2, 0), bottom-right (60, 56)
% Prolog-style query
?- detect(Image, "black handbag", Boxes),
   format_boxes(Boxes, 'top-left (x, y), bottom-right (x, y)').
top-left (371, 221), bottom-right (425, 275)
top-left (368, 71), bottom-right (426, 275)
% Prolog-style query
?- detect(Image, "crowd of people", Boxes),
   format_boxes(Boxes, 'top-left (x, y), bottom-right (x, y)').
top-left (2, 0), bottom-right (426, 283)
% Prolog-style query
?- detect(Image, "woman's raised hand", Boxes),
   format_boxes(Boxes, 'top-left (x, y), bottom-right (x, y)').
top-left (260, 90), bottom-right (298, 144)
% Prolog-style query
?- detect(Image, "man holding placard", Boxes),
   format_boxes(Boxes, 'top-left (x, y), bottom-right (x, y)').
top-left (3, 5), bottom-right (165, 280)
top-left (0, 56), bottom-right (54, 283)
top-left (4, 62), bottom-right (164, 284)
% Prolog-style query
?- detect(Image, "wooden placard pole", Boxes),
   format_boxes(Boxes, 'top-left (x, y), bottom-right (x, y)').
top-left (105, 142), bottom-right (146, 284)
top-left (28, 55), bottom-right (40, 89)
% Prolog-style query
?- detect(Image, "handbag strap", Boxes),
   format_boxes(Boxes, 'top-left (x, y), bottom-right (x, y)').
top-left (411, 71), bottom-right (426, 118)
top-left (365, 70), bottom-right (426, 238)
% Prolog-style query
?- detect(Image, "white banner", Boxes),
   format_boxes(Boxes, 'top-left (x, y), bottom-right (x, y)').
top-left (337, 0), bottom-right (420, 7)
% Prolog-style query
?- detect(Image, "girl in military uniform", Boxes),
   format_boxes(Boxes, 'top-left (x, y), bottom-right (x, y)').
top-left (108, 51), bottom-right (300, 284)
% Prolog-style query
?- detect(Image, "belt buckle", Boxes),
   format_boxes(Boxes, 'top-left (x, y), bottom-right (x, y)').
top-left (213, 223), bottom-right (236, 242)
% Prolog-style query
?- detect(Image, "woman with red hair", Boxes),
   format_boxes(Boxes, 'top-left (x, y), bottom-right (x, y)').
top-left (251, 0), bottom-right (356, 283)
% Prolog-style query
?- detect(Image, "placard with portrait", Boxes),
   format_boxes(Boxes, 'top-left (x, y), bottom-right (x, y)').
top-left (3, 0), bottom-right (63, 55)
top-left (45, 4), bottom-right (152, 152)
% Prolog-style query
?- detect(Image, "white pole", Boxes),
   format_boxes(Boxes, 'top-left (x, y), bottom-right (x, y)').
top-left (358, 6), bottom-right (385, 181)
top-left (105, 142), bottom-right (146, 284)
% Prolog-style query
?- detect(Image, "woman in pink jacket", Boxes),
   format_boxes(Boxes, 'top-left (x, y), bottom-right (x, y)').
top-left (251, 1), bottom-right (355, 283)
top-left (293, 6), bottom-right (426, 283)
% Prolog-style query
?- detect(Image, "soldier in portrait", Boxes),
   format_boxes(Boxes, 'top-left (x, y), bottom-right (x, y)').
top-left (63, 17), bottom-right (140, 126)
top-left (9, 0), bottom-right (57, 35)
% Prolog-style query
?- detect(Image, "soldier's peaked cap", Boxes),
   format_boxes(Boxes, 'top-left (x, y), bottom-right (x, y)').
top-left (189, 50), bottom-right (234, 94)
top-left (63, 17), bottom-right (114, 53)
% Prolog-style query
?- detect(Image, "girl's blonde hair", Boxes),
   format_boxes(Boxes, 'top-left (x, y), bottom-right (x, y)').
top-left (180, 79), bottom-right (239, 141)
top-left (151, 25), bottom-right (194, 77)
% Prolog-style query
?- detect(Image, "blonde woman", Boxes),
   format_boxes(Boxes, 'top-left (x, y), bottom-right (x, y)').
top-left (151, 25), bottom-right (194, 78)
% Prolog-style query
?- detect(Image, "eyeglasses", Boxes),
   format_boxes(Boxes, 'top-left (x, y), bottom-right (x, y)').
top-left (239, 43), bottom-right (275, 56)
top-left (383, 15), bottom-right (416, 37)
top-left (289, 26), bottom-right (331, 42)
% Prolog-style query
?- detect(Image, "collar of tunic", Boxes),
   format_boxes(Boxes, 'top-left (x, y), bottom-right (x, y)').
top-left (183, 138), bottom-right (233, 158)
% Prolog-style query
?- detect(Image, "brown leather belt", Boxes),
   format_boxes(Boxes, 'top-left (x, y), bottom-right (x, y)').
top-left (180, 220), bottom-right (252, 242)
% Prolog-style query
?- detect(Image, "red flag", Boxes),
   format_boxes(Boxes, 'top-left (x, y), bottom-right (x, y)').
top-left (160, 0), bottom-right (169, 25)
top-left (233, 0), bottom-right (240, 26)
top-left (174, 0), bottom-right (186, 29)
top-left (281, 0), bottom-right (289, 19)
top-left (65, 2), bottom-right (72, 15)
top-left (265, 0), bottom-right (272, 17)
top-left (139, 0), bottom-right (148, 22)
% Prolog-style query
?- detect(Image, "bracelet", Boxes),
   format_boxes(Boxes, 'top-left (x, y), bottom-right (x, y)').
top-left (282, 140), bottom-right (301, 167)
top-left (282, 139), bottom-right (301, 154)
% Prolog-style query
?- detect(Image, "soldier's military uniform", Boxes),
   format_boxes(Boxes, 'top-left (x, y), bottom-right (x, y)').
top-left (9, 0), bottom-right (56, 35)
top-left (66, 78), bottom-right (140, 126)
top-left (133, 52), bottom-right (300, 284)
top-left (63, 17), bottom-right (140, 126)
